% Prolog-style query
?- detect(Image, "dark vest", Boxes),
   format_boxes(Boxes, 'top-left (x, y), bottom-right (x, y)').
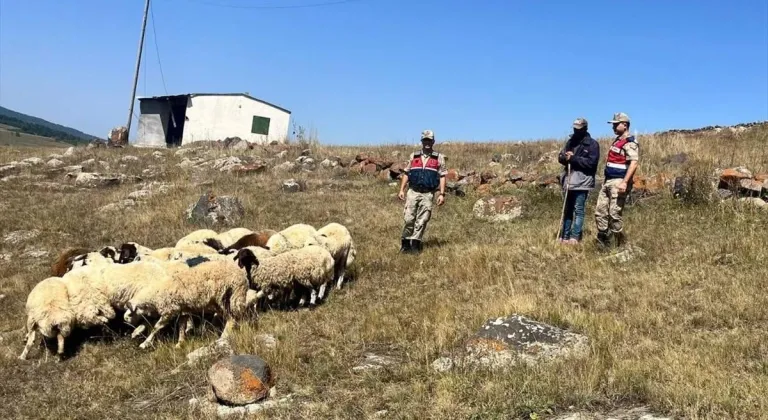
top-left (408, 151), bottom-right (441, 192)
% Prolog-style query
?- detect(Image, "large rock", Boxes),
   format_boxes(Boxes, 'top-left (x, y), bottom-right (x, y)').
top-left (46, 158), bottom-right (64, 168)
top-left (187, 193), bottom-right (245, 225)
top-left (207, 355), bottom-right (273, 406)
top-left (472, 196), bottom-right (523, 222)
top-left (434, 315), bottom-right (589, 371)
top-left (281, 179), bottom-right (306, 193)
top-left (739, 179), bottom-right (764, 196)
top-left (212, 156), bottom-right (243, 172)
top-left (719, 167), bottom-right (753, 188)
top-left (72, 172), bottom-right (121, 188)
top-left (108, 126), bottom-right (129, 147)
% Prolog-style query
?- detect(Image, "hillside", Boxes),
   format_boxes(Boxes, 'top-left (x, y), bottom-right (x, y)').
top-left (0, 106), bottom-right (97, 145)
top-left (0, 125), bottom-right (766, 419)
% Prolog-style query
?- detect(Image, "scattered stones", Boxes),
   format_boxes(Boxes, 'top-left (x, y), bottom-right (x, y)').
top-left (99, 199), bottom-right (137, 212)
top-left (472, 196), bottom-right (523, 222)
top-left (108, 126), bottom-right (129, 147)
top-left (63, 147), bottom-right (75, 156)
top-left (46, 158), bottom-right (64, 168)
top-left (352, 353), bottom-right (400, 372)
top-left (273, 161), bottom-right (298, 173)
top-left (255, 334), bottom-right (277, 350)
top-left (208, 354), bottom-right (273, 406)
top-left (186, 193), bottom-right (245, 225)
top-left (433, 314), bottom-right (589, 371)
top-left (3, 229), bottom-right (41, 245)
top-left (553, 406), bottom-right (673, 420)
top-left (282, 179), bottom-right (307, 193)
top-left (275, 150), bottom-right (288, 159)
top-left (120, 155), bottom-right (139, 163)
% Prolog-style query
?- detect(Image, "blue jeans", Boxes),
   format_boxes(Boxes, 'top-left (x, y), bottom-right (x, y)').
top-left (560, 190), bottom-right (588, 241)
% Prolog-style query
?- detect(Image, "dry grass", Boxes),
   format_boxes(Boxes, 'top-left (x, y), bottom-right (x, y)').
top-left (0, 126), bottom-right (767, 419)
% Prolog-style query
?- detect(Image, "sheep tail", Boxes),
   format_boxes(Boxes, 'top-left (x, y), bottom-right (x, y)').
top-left (51, 247), bottom-right (90, 277)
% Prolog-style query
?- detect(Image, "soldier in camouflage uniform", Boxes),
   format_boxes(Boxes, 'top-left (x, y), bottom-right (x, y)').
top-left (397, 130), bottom-right (447, 254)
top-left (594, 112), bottom-right (640, 248)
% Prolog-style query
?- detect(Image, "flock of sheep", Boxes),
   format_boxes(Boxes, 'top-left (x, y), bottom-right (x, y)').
top-left (19, 222), bottom-right (357, 360)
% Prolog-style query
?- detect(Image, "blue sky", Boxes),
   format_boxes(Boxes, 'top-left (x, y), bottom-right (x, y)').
top-left (0, 0), bottom-right (766, 145)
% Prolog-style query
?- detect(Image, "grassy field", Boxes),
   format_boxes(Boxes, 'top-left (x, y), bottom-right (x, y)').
top-left (0, 127), bottom-right (72, 148)
top-left (0, 125), bottom-right (767, 419)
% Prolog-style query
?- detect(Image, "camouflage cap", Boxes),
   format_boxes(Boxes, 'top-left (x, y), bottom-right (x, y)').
top-left (421, 130), bottom-right (435, 141)
top-left (608, 112), bottom-right (631, 124)
top-left (572, 118), bottom-right (588, 129)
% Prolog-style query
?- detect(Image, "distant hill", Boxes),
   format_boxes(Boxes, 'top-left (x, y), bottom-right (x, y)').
top-left (0, 106), bottom-right (98, 145)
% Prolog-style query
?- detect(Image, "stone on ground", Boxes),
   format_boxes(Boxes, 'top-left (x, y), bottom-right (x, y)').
top-left (108, 126), bottom-right (129, 147)
top-left (207, 354), bottom-right (273, 406)
top-left (187, 193), bottom-right (244, 225)
top-left (282, 179), bottom-right (306, 193)
top-left (472, 195), bottom-right (523, 222)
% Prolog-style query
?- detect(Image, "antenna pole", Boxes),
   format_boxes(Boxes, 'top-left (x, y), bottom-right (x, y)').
top-left (126, 0), bottom-right (151, 137)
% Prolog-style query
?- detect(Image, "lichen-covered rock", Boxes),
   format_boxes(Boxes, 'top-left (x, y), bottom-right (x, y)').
top-left (472, 196), bottom-right (523, 222)
top-left (207, 355), bottom-right (273, 406)
top-left (281, 179), bottom-right (306, 193)
top-left (186, 193), bottom-right (244, 225)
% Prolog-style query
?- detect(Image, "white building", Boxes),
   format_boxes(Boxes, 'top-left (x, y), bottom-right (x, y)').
top-left (135, 93), bottom-right (291, 147)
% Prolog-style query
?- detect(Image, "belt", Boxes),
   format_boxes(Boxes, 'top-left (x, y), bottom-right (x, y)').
top-left (410, 187), bottom-right (436, 194)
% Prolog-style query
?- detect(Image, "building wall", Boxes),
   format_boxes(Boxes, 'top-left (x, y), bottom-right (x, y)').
top-left (182, 95), bottom-right (291, 145)
top-left (136, 100), bottom-right (171, 147)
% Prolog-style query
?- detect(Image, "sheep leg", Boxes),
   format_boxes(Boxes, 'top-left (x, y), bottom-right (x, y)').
top-left (18, 329), bottom-right (37, 360)
top-left (131, 324), bottom-right (147, 339)
top-left (139, 314), bottom-right (173, 350)
top-left (219, 318), bottom-right (237, 342)
top-left (175, 315), bottom-right (195, 348)
top-left (318, 283), bottom-right (328, 301)
top-left (56, 333), bottom-right (66, 360)
top-left (336, 269), bottom-right (346, 290)
top-left (309, 288), bottom-right (318, 306)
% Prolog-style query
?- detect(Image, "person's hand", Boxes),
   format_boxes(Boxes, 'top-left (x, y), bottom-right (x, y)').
top-left (398, 190), bottom-right (406, 201)
top-left (565, 151), bottom-right (574, 161)
top-left (617, 181), bottom-right (628, 194)
top-left (437, 194), bottom-right (445, 206)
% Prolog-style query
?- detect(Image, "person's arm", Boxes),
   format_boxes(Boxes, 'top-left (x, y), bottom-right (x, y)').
top-left (570, 141), bottom-right (599, 172)
top-left (436, 154), bottom-right (447, 205)
top-left (618, 142), bottom-right (639, 193)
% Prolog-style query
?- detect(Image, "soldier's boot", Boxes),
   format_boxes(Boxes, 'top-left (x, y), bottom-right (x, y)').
top-left (596, 230), bottom-right (611, 250)
top-left (399, 238), bottom-right (412, 254)
top-left (411, 239), bottom-right (423, 254)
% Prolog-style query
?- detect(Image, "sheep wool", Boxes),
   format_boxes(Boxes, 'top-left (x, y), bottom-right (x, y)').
top-left (250, 243), bottom-right (334, 306)
top-left (126, 257), bottom-right (254, 349)
top-left (315, 222), bottom-right (356, 290)
top-left (19, 277), bottom-right (75, 360)
top-left (175, 229), bottom-right (219, 249)
top-left (216, 227), bottom-right (255, 249)
top-left (265, 223), bottom-right (317, 254)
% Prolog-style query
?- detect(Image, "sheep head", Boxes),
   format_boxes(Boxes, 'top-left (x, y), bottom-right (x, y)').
top-left (118, 243), bottom-right (138, 264)
top-left (234, 248), bottom-right (260, 288)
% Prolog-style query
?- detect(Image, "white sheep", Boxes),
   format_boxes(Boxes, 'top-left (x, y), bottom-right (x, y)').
top-left (125, 253), bottom-right (259, 349)
top-left (214, 227), bottom-right (254, 249)
top-left (314, 222), bottom-right (357, 290)
top-left (265, 223), bottom-right (317, 255)
top-left (51, 246), bottom-right (117, 277)
top-left (117, 242), bottom-right (154, 264)
top-left (19, 277), bottom-right (75, 360)
top-left (175, 229), bottom-right (219, 249)
top-left (247, 242), bottom-right (334, 307)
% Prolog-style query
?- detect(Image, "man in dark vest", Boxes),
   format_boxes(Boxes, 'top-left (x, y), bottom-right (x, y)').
top-left (397, 129), bottom-right (447, 254)
top-left (595, 112), bottom-right (640, 248)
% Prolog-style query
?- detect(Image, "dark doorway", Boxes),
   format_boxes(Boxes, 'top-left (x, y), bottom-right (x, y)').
top-left (165, 96), bottom-right (188, 147)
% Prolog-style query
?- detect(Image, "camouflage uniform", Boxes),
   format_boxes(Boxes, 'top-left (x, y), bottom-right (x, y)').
top-left (595, 113), bottom-right (640, 246)
top-left (400, 130), bottom-right (447, 252)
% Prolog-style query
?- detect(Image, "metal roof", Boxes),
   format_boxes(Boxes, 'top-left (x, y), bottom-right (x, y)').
top-left (137, 92), bottom-right (291, 114)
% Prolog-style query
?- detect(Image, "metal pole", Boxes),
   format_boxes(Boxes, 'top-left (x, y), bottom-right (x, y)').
top-left (126, 0), bottom-right (151, 136)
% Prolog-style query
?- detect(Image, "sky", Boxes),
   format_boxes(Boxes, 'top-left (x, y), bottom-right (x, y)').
top-left (0, 0), bottom-right (766, 146)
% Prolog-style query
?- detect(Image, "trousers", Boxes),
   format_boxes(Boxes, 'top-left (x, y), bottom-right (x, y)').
top-left (401, 189), bottom-right (435, 241)
top-left (594, 178), bottom-right (627, 233)
top-left (560, 190), bottom-right (589, 240)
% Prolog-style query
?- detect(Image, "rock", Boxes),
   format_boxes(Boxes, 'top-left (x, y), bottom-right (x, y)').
top-left (480, 171), bottom-right (497, 184)
top-left (377, 169), bottom-right (391, 182)
top-left (186, 193), bottom-right (245, 225)
top-left (63, 147), bottom-right (75, 156)
top-left (128, 190), bottom-right (153, 200)
top-left (108, 126), bottom-right (129, 147)
top-left (389, 162), bottom-right (407, 178)
top-left (0, 164), bottom-right (16, 175)
top-left (282, 179), bottom-right (306, 193)
top-left (99, 199), bottom-right (137, 212)
top-left (46, 158), bottom-right (64, 168)
top-left (472, 196), bottom-right (523, 222)
top-left (152, 151), bottom-right (165, 160)
top-left (223, 137), bottom-right (249, 150)
top-left (634, 173), bottom-right (669, 196)
top-left (536, 174), bottom-right (560, 188)
top-left (431, 357), bottom-right (454, 372)
top-left (355, 153), bottom-right (369, 162)
top-left (73, 172), bottom-right (121, 188)
top-left (446, 169), bottom-right (460, 182)
top-left (352, 353), bottom-right (400, 372)
top-left (476, 184), bottom-right (492, 196)
top-left (49, 154), bottom-right (64, 160)
top-left (446, 182), bottom-right (466, 197)
top-left (235, 163), bottom-right (267, 175)
top-left (177, 158), bottom-right (196, 169)
top-left (507, 169), bottom-right (526, 183)
top-left (120, 155), bottom-right (139, 163)
top-left (458, 174), bottom-right (481, 187)
top-left (739, 179), bottom-right (764, 195)
top-left (739, 197), bottom-right (767, 209)
top-left (255, 334), bottom-right (277, 350)
top-left (207, 354), bottom-right (273, 406)
top-left (275, 150), bottom-right (288, 159)
top-left (720, 167), bottom-right (753, 188)
top-left (175, 147), bottom-right (199, 157)
top-left (21, 248), bottom-right (49, 259)
top-left (300, 148), bottom-right (311, 156)
top-left (273, 161), bottom-right (298, 173)
top-left (3, 229), bottom-right (41, 245)
top-left (362, 163), bottom-right (378, 175)
top-left (320, 158), bottom-right (338, 168)
top-left (553, 406), bottom-right (672, 420)
top-left (716, 188), bottom-right (734, 200)
top-left (22, 157), bottom-right (43, 165)
top-left (63, 165), bottom-right (83, 173)
top-left (269, 140), bottom-right (279, 146)
top-left (80, 158), bottom-right (96, 167)
top-left (456, 314), bottom-right (589, 370)
top-left (212, 156), bottom-right (243, 172)
top-left (488, 161), bottom-right (501, 168)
